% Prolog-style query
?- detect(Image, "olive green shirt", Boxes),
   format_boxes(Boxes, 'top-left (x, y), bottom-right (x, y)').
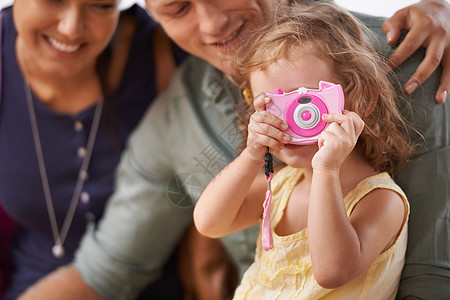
top-left (74, 12), bottom-right (448, 300)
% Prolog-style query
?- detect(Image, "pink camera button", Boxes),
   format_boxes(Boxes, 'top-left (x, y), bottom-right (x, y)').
top-left (301, 110), bottom-right (312, 121)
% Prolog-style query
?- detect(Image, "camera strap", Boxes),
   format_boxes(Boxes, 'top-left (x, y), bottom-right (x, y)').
top-left (262, 150), bottom-right (274, 251)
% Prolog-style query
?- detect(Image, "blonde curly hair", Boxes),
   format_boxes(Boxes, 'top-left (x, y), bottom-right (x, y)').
top-left (232, 1), bottom-right (415, 175)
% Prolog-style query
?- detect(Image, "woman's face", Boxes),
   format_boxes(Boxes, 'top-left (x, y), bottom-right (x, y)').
top-left (13, 0), bottom-right (120, 77)
top-left (146, 0), bottom-right (284, 74)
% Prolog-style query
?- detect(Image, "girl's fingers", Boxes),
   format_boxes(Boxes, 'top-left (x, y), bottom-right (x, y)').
top-left (248, 121), bottom-right (291, 145)
top-left (322, 111), bottom-right (364, 138)
top-left (250, 111), bottom-right (289, 132)
top-left (249, 133), bottom-right (287, 150)
top-left (253, 94), bottom-right (272, 112)
top-left (248, 111), bottom-right (291, 150)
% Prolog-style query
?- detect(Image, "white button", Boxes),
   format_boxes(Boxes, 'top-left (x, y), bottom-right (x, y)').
top-left (77, 147), bottom-right (87, 158)
top-left (80, 192), bottom-right (90, 204)
top-left (79, 170), bottom-right (89, 181)
top-left (74, 121), bottom-right (83, 132)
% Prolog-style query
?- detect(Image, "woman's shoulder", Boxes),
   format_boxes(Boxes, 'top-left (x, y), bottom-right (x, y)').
top-left (120, 4), bottom-right (156, 27)
top-left (1, 6), bottom-right (15, 40)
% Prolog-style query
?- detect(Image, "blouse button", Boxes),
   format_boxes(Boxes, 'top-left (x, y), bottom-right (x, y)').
top-left (74, 121), bottom-right (84, 132)
top-left (80, 191), bottom-right (90, 204)
top-left (77, 147), bottom-right (87, 158)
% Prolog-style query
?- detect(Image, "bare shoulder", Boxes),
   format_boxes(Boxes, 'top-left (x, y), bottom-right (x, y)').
top-left (107, 15), bottom-right (137, 94)
top-left (350, 184), bottom-right (406, 251)
top-left (352, 185), bottom-right (406, 222)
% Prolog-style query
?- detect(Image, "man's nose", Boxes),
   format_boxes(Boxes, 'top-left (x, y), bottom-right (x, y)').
top-left (197, 4), bottom-right (229, 36)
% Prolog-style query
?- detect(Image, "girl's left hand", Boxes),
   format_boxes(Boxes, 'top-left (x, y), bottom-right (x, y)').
top-left (312, 111), bottom-right (364, 172)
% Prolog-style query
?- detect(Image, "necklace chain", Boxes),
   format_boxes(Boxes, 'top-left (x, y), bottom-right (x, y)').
top-left (23, 80), bottom-right (103, 258)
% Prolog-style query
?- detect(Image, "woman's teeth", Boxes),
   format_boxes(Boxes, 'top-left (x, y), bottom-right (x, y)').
top-left (48, 37), bottom-right (81, 53)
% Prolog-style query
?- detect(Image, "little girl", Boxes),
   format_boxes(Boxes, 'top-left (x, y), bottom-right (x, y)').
top-left (194, 2), bottom-right (415, 299)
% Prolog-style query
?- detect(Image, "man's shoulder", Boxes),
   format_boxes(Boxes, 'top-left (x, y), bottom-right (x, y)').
top-left (160, 56), bottom-right (222, 102)
top-left (349, 11), bottom-right (389, 52)
top-left (176, 56), bottom-right (217, 86)
top-left (351, 11), bottom-right (386, 30)
top-left (146, 56), bottom-right (214, 120)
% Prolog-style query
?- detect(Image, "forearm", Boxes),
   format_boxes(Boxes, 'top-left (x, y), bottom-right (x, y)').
top-left (18, 266), bottom-right (102, 300)
top-left (194, 148), bottom-right (263, 238)
top-left (308, 169), bottom-right (362, 288)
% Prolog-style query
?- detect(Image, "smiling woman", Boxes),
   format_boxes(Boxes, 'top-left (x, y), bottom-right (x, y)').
top-left (0, 0), bottom-right (186, 299)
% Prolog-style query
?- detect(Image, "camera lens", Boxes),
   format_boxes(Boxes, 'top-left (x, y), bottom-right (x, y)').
top-left (294, 104), bottom-right (320, 129)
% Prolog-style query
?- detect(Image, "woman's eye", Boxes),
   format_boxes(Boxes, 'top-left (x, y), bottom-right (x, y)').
top-left (43, 0), bottom-right (63, 4)
top-left (90, 1), bottom-right (117, 10)
top-left (93, 4), bottom-right (115, 10)
top-left (170, 2), bottom-right (191, 17)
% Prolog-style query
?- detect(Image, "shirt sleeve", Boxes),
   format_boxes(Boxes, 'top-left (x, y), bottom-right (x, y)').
top-left (73, 88), bottom-right (193, 300)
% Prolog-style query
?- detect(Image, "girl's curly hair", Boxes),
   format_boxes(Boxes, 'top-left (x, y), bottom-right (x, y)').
top-left (231, 1), bottom-right (415, 175)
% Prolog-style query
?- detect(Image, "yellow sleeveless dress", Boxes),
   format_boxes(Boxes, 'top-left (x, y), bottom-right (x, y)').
top-left (234, 166), bottom-right (409, 300)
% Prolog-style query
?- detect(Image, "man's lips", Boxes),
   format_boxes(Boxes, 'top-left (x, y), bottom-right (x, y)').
top-left (215, 24), bottom-right (244, 46)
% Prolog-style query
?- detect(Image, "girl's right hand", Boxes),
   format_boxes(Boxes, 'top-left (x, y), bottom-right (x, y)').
top-left (245, 95), bottom-right (291, 161)
top-left (312, 110), bottom-right (364, 172)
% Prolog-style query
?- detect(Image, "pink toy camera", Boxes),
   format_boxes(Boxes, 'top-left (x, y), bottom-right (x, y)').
top-left (266, 81), bottom-right (345, 145)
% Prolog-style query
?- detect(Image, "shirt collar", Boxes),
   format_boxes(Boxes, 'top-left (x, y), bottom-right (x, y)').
top-left (200, 63), bottom-right (240, 105)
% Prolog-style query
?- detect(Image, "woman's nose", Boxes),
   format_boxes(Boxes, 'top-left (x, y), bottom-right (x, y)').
top-left (57, 6), bottom-right (84, 39)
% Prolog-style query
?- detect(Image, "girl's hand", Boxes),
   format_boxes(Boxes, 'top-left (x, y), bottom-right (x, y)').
top-left (246, 95), bottom-right (290, 161)
top-left (382, 0), bottom-right (450, 103)
top-left (312, 111), bottom-right (364, 172)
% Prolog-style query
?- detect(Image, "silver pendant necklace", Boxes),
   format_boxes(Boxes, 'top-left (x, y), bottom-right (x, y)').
top-left (23, 79), bottom-right (103, 259)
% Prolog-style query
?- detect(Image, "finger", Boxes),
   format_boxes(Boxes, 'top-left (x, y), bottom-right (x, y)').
top-left (249, 121), bottom-right (291, 145)
top-left (247, 127), bottom-right (287, 151)
top-left (323, 111), bottom-right (364, 139)
top-left (382, 9), bottom-right (407, 45)
top-left (317, 130), bottom-right (342, 150)
top-left (404, 37), bottom-right (445, 95)
top-left (436, 52), bottom-right (450, 104)
top-left (388, 26), bottom-right (429, 70)
top-left (251, 111), bottom-right (289, 132)
top-left (347, 111), bottom-right (365, 137)
top-left (249, 112), bottom-right (290, 143)
top-left (253, 94), bottom-right (271, 112)
top-left (322, 113), bottom-right (355, 136)
top-left (340, 111), bottom-right (365, 138)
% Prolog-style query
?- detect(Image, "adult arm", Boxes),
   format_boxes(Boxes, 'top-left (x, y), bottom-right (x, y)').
top-left (382, 0), bottom-right (450, 103)
top-left (18, 266), bottom-right (101, 300)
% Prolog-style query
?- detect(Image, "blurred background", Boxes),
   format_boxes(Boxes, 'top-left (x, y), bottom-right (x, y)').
top-left (0, 0), bottom-right (420, 18)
